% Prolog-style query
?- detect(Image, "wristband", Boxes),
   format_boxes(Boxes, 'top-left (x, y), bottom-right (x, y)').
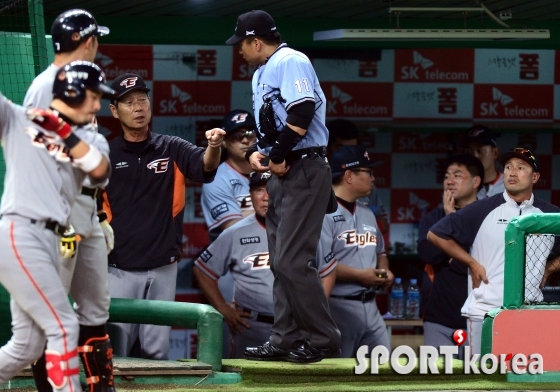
top-left (63, 132), bottom-right (81, 149)
top-left (74, 146), bottom-right (103, 173)
top-left (268, 125), bottom-right (302, 164)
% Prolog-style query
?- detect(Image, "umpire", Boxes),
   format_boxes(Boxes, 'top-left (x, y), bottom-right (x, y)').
top-left (226, 10), bottom-right (340, 363)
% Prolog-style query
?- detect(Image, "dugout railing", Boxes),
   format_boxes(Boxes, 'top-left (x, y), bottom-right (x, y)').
top-left (482, 213), bottom-right (560, 381)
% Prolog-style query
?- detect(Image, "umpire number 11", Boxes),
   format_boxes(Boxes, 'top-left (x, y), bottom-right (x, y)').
top-left (294, 78), bottom-right (310, 93)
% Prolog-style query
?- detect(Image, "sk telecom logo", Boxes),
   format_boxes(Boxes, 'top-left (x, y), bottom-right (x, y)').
top-left (95, 51), bottom-right (113, 67)
top-left (519, 53), bottom-right (539, 80)
top-left (480, 88), bottom-right (512, 116)
top-left (171, 84), bottom-right (192, 103)
top-left (413, 51), bottom-right (434, 69)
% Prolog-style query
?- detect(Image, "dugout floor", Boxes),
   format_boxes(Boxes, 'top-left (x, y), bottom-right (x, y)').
top-left (5, 357), bottom-right (560, 391)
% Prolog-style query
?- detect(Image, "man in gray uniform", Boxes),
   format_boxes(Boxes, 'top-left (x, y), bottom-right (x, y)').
top-left (23, 9), bottom-right (116, 391)
top-left (318, 145), bottom-right (394, 357)
top-left (195, 171), bottom-right (337, 358)
top-left (0, 61), bottom-right (112, 392)
top-left (227, 9), bottom-right (340, 364)
top-left (202, 109), bottom-right (257, 242)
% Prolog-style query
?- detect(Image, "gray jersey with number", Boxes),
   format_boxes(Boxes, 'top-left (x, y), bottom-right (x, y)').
top-left (195, 214), bottom-right (336, 314)
top-left (318, 202), bottom-right (386, 297)
top-left (201, 162), bottom-right (251, 237)
top-left (0, 94), bottom-right (107, 224)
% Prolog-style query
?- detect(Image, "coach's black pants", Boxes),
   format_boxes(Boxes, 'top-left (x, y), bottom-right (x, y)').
top-left (266, 155), bottom-right (341, 349)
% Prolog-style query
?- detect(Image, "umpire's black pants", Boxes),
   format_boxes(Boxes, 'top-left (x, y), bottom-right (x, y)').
top-left (266, 154), bottom-right (341, 349)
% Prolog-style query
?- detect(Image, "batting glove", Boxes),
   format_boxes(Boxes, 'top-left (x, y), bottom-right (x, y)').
top-left (26, 108), bottom-right (72, 139)
top-left (60, 225), bottom-right (78, 259)
top-left (98, 212), bottom-right (114, 254)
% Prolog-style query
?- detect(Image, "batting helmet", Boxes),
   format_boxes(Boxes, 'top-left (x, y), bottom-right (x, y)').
top-left (53, 61), bottom-right (115, 107)
top-left (51, 9), bottom-right (109, 53)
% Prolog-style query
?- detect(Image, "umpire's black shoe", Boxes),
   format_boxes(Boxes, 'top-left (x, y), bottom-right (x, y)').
top-left (286, 344), bottom-right (341, 363)
top-left (244, 342), bottom-right (289, 361)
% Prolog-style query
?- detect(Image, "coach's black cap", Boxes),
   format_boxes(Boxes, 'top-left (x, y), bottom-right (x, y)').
top-left (330, 145), bottom-right (381, 178)
top-left (249, 171), bottom-right (271, 187)
top-left (462, 125), bottom-right (497, 147)
top-left (499, 147), bottom-right (540, 172)
top-left (222, 109), bottom-right (257, 135)
top-left (226, 10), bottom-right (277, 45)
top-left (110, 73), bottom-right (150, 104)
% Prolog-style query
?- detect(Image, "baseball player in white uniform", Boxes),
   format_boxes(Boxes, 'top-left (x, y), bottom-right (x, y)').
top-left (318, 145), bottom-right (394, 357)
top-left (23, 9), bottom-right (115, 392)
top-left (194, 172), bottom-right (337, 358)
top-left (0, 61), bottom-right (112, 392)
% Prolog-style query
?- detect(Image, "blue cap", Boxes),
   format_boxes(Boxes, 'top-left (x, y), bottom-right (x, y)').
top-left (330, 145), bottom-right (381, 178)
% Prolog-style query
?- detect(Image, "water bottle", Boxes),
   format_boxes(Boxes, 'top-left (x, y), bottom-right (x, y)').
top-left (390, 278), bottom-right (405, 318)
top-left (406, 279), bottom-right (420, 319)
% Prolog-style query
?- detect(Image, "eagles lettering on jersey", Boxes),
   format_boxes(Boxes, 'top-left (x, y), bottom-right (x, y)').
top-left (337, 230), bottom-right (377, 248)
top-left (25, 127), bottom-right (71, 163)
top-left (240, 236), bottom-right (261, 245)
top-left (147, 158), bottom-right (169, 173)
top-left (243, 252), bottom-right (270, 269)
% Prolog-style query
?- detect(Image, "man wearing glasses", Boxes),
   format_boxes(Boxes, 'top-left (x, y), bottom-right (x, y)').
top-left (202, 109), bottom-right (258, 242)
top-left (428, 147), bottom-right (560, 355)
top-left (103, 73), bottom-right (225, 359)
top-left (317, 145), bottom-right (394, 357)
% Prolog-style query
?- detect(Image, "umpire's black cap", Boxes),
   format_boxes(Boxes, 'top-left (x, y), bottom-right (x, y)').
top-left (226, 10), bottom-right (277, 45)
top-left (222, 109), bottom-right (257, 135)
top-left (330, 145), bottom-right (381, 178)
top-left (110, 73), bottom-right (151, 104)
top-left (249, 171), bottom-right (271, 187)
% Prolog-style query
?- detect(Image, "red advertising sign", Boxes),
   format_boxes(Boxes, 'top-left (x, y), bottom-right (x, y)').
top-left (393, 132), bottom-right (454, 153)
top-left (473, 85), bottom-right (553, 121)
top-left (96, 45), bottom-right (153, 80)
top-left (96, 116), bottom-right (125, 141)
top-left (232, 51), bottom-right (258, 81)
top-left (321, 82), bottom-right (393, 118)
top-left (182, 223), bottom-right (210, 259)
top-left (390, 189), bottom-right (442, 223)
top-left (153, 81), bottom-right (230, 116)
top-left (395, 49), bottom-right (474, 83)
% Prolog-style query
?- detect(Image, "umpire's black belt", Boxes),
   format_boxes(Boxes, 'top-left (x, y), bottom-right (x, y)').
top-left (242, 307), bottom-right (274, 324)
top-left (81, 186), bottom-right (99, 199)
top-left (285, 146), bottom-right (326, 164)
top-left (330, 290), bottom-right (376, 303)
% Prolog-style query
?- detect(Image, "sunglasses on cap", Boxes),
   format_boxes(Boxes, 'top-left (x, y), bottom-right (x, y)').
top-left (512, 147), bottom-right (536, 162)
top-left (227, 130), bottom-right (256, 142)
